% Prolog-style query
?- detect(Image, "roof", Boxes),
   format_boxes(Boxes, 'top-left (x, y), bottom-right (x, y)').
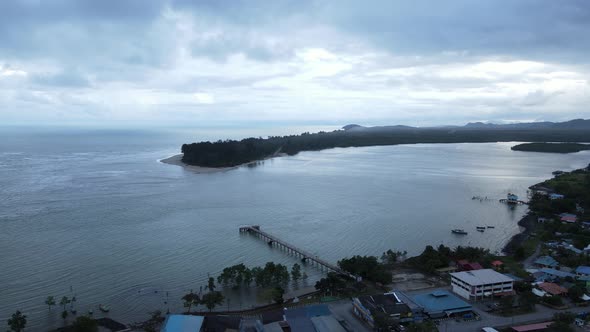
top-left (538, 282), bottom-right (568, 295)
top-left (503, 273), bottom-right (523, 281)
top-left (491, 260), bottom-right (504, 266)
top-left (466, 262), bottom-right (483, 270)
top-left (310, 316), bottom-right (347, 332)
top-left (355, 293), bottom-right (411, 316)
top-left (161, 315), bottom-right (204, 332)
top-left (201, 315), bottom-right (241, 332)
top-left (534, 256), bottom-right (558, 267)
top-left (284, 304), bottom-right (330, 319)
top-left (450, 269), bottom-right (513, 286)
top-left (411, 290), bottom-right (471, 315)
top-left (512, 321), bottom-right (553, 331)
top-left (539, 268), bottom-right (575, 279)
top-left (393, 291), bottom-right (423, 312)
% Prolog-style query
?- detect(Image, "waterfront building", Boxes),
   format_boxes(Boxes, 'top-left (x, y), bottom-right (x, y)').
top-left (450, 269), bottom-right (514, 300)
top-left (352, 292), bottom-right (413, 327)
top-left (534, 256), bottom-right (559, 268)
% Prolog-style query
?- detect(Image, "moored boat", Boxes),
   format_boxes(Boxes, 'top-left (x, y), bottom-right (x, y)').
top-left (451, 229), bottom-right (468, 235)
top-left (477, 229), bottom-right (484, 232)
top-left (476, 226), bottom-right (486, 230)
top-left (99, 304), bottom-right (110, 313)
top-left (487, 226), bottom-right (495, 228)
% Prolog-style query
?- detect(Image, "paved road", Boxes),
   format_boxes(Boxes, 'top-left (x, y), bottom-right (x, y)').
top-left (523, 244), bottom-right (542, 269)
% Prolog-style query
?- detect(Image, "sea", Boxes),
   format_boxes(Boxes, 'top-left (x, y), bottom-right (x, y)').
top-left (1, 126), bottom-right (589, 330)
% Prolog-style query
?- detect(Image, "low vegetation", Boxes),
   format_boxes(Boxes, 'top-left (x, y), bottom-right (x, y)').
top-left (511, 142), bottom-right (590, 153)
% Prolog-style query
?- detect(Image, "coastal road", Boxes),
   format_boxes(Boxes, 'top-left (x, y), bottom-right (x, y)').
top-left (523, 244), bottom-right (542, 269)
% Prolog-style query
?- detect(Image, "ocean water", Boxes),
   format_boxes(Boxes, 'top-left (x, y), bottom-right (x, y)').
top-left (0, 127), bottom-right (589, 330)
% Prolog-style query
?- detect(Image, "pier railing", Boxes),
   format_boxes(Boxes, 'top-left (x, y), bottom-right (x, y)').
top-left (239, 225), bottom-right (361, 281)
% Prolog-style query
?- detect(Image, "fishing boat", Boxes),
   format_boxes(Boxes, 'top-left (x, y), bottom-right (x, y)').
top-left (476, 226), bottom-right (486, 230)
top-left (487, 226), bottom-right (495, 228)
top-left (477, 229), bottom-right (485, 232)
top-left (99, 304), bottom-right (110, 313)
top-left (451, 229), bottom-right (468, 235)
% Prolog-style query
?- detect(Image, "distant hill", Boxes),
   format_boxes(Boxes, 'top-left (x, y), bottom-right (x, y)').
top-left (344, 119), bottom-right (590, 131)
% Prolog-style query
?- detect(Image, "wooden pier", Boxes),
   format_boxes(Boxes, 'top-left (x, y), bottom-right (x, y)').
top-left (239, 225), bottom-right (361, 281)
top-left (499, 199), bottom-right (528, 205)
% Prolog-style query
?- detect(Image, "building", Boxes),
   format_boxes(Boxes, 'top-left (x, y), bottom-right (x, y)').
top-left (161, 315), bottom-right (204, 332)
top-left (577, 266), bottom-right (590, 277)
top-left (457, 260), bottom-right (483, 271)
top-left (411, 290), bottom-right (472, 318)
top-left (450, 269), bottom-right (514, 300)
top-left (511, 321), bottom-right (554, 331)
top-left (491, 260), bottom-right (504, 270)
top-left (284, 304), bottom-right (333, 332)
top-left (537, 282), bottom-right (568, 296)
top-left (536, 268), bottom-right (575, 282)
top-left (549, 193), bottom-right (564, 200)
top-left (534, 256), bottom-right (559, 268)
top-left (560, 213), bottom-right (577, 223)
top-left (352, 292), bottom-right (412, 327)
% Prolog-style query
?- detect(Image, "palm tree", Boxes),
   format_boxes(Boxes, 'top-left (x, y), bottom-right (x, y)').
top-left (59, 296), bottom-right (70, 311)
top-left (45, 296), bottom-right (56, 310)
top-left (206, 277), bottom-right (216, 292)
top-left (7, 310), bottom-right (27, 332)
top-left (181, 290), bottom-right (199, 313)
top-left (201, 291), bottom-right (224, 312)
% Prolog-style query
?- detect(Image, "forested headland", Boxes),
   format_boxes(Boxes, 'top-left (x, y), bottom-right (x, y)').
top-left (180, 121), bottom-right (590, 168)
top-left (511, 142), bottom-right (590, 153)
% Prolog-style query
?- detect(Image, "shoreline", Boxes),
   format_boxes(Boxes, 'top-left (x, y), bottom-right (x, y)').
top-left (160, 153), bottom-right (285, 173)
top-left (159, 154), bottom-right (239, 173)
top-left (502, 212), bottom-right (536, 254)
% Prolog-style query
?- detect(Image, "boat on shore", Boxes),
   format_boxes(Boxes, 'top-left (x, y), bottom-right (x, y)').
top-left (452, 229), bottom-right (468, 235)
top-left (99, 304), bottom-right (110, 313)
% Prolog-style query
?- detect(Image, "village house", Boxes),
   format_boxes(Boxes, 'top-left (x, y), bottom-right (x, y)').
top-left (534, 256), bottom-right (559, 269)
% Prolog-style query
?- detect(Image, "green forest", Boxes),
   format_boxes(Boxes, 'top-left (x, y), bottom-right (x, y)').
top-left (181, 127), bottom-right (590, 167)
top-left (511, 142), bottom-right (590, 153)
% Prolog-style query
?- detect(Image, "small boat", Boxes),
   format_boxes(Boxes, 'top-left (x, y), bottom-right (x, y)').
top-left (487, 226), bottom-right (495, 228)
top-left (452, 229), bottom-right (468, 235)
top-left (476, 226), bottom-right (486, 230)
top-left (99, 304), bottom-right (110, 313)
top-left (477, 229), bottom-right (485, 232)
top-left (88, 310), bottom-right (93, 315)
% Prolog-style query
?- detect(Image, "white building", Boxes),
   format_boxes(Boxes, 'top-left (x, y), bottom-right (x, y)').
top-left (450, 269), bottom-right (514, 300)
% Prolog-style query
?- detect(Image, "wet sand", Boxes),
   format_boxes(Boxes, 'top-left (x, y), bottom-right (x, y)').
top-left (159, 154), bottom-right (238, 173)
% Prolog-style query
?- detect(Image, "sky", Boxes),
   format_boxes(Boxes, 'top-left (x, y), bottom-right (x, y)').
top-left (0, 0), bottom-right (589, 128)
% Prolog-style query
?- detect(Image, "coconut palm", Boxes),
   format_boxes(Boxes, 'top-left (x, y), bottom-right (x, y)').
top-left (45, 296), bottom-right (56, 310)
top-left (7, 310), bottom-right (27, 332)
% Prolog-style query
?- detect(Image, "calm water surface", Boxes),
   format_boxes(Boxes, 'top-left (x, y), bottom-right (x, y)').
top-left (1, 128), bottom-right (589, 330)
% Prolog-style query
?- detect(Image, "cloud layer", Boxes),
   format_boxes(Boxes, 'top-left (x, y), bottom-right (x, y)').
top-left (1, 0), bottom-right (589, 126)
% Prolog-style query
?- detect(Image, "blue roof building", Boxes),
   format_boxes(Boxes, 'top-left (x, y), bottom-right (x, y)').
top-left (284, 304), bottom-right (331, 332)
top-left (535, 268), bottom-right (575, 282)
top-left (534, 256), bottom-right (559, 268)
top-left (411, 290), bottom-right (472, 319)
top-left (577, 266), bottom-right (590, 276)
top-left (161, 315), bottom-right (204, 332)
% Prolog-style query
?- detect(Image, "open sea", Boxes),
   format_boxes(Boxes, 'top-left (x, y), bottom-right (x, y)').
top-left (1, 126), bottom-right (589, 330)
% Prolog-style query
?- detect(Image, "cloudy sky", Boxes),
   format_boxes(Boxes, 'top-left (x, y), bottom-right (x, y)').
top-left (1, 0), bottom-right (589, 127)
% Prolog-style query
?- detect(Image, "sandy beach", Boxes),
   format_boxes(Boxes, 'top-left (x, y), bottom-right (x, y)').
top-left (159, 154), bottom-right (238, 173)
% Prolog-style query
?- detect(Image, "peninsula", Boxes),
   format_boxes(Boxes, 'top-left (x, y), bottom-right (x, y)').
top-left (178, 119), bottom-right (590, 168)
top-left (511, 142), bottom-right (590, 154)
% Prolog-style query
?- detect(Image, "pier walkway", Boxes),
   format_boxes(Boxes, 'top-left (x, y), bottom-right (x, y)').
top-left (239, 225), bottom-right (361, 281)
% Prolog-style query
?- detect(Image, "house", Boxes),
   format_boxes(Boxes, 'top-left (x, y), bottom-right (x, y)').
top-left (538, 282), bottom-right (568, 296)
top-left (161, 315), bottom-right (205, 332)
top-left (284, 304), bottom-right (332, 332)
top-left (560, 213), bottom-right (577, 223)
top-left (456, 260), bottom-right (483, 271)
top-left (491, 260), bottom-right (504, 270)
top-left (550, 193), bottom-right (564, 200)
top-left (411, 290), bottom-right (472, 318)
top-left (511, 321), bottom-right (554, 331)
top-left (450, 269), bottom-right (514, 300)
top-left (352, 292), bottom-right (412, 328)
top-left (576, 266), bottom-right (590, 277)
top-left (535, 268), bottom-right (575, 282)
top-left (534, 256), bottom-right (558, 268)
top-left (202, 316), bottom-right (241, 332)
